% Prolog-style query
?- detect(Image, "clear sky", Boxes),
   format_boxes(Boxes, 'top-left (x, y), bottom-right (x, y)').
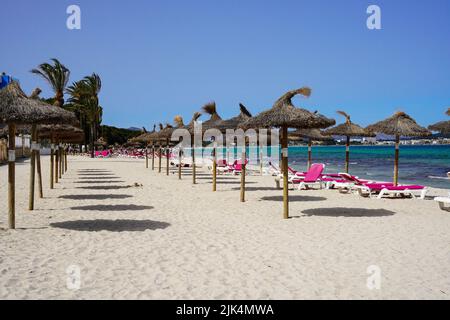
top-left (1, 0), bottom-right (449, 129)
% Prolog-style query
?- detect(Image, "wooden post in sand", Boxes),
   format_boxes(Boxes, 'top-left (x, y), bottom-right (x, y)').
top-left (307, 139), bottom-right (312, 170)
top-left (36, 144), bottom-right (43, 198)
top-left (240, 149), bottom-right (246, 202)
top-left (8, 124), bottom-right (16, 229)
top-left (151, 144), bottom-right (155, 170)
top-left (145, 145), bottom-right (149, 168)
top-left (281, 126), bottom-right (289, 219)
top-left (55, 144), bottom-right (59, 184)
top-left (158, 145), bottom-right (162, 173)
top-left (394, 134), bottom-right (400, 186)
top-left (345, 136), bottom-right (350, 173)
top-left (65, 147), bottom-right (68, 172)
top-left (178, 147), bottom-right (182, 180)
top-left (59, 145), bottom-right (62, 179)
top-left (166, 139), bottom-right (170, 176)
top-left (192, 145), bottom-right (196, 185)
top-left (50, 139), bottom-right (54, 189)
top-left (212, 142), bottom-right (217, 192)
top-left (28, 124), bottom-right (37, 210)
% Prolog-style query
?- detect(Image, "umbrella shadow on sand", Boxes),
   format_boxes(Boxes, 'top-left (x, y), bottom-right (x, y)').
top-left (51, 219), bottom-right (170, 232)
top-left (260, 195), bottom-right (326, 202)
top-left (70, 204), bottom-right (153, 211)
top-left (300, 207), bottom-right (396, 217)
top-left (59, 194), bottom-right (133, 200)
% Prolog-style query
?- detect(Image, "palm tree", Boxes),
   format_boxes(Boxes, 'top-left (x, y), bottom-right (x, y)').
top-left (66, 73), bottom-right (102, 157)
top-left (31, 59), bottom-right (70, 107)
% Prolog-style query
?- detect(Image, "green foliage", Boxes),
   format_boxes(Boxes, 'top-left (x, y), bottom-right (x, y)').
top-left (100, 125), bottom-right (141, 146)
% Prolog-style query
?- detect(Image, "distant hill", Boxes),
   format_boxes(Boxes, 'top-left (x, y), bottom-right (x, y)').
top-left (100, 125), bottom-right (142, 145)
top-left (127, 127), bottom-right (142, 132)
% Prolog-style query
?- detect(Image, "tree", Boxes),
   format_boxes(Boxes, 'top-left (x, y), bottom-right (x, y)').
top-left (66, 73), bottom-right (103, 158)
top-left (31, 59), bottom-right (70, 107)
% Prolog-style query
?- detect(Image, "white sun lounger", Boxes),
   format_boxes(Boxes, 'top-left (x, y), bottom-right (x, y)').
top-left (434, 197), bottom-right (450, 212)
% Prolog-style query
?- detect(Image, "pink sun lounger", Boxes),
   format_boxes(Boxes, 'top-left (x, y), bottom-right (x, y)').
top-left (357, 183), bottom-right (428, 199)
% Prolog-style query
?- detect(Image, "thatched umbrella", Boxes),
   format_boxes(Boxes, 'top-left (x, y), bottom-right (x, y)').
top-left (366, 111), bottom-right (431, 186)
top-left (184, 112), bottom-right (202, 184)
top-left (428, 109), bottom-right (450, 135)
top-left (213, 103), bottom-right (253, 201)
top-left (241, 87), bottom-right (335, 219)
top-left (0, 82), bottom-right (76, 229)
top-left (157, 123), bottom-right (176, 176)
top-left (39, 124), bottom-right (83, 186)
top-left (200, 102), bottom-right (223, 191)
top-left (324, 111), bottom-right (373, 173)
top-left (289, 128), bottom-right (332, 170)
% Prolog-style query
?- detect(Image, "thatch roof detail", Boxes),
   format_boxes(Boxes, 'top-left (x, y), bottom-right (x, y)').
top-left (0, 82), bottom-right (76, 125)
top-left (213, 103), bottom-right (253, 133)
top-left (324, 110), bottom-right (373, 137)
top-left (38, 124), bottom-right (84, 140)
top-left (240, 87), bottom-right (335, 129)
top-left (428, 120), bottom-right (450, 134)
top-left (289, 128), bottom-right (333, 141)
top-left (366, 112), bottom-right (431, 137)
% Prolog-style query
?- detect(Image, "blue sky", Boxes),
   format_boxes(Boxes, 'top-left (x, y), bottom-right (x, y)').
top-left (1, 0), bottom-right (449, 129)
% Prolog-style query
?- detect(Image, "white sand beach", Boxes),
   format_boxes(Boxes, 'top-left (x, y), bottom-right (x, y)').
top-left (0, 156), bottom-right (449, 300)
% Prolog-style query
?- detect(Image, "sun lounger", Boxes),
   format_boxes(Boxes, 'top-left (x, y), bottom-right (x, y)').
top-left (357, 183), bottom-right (428, 199)
top-left (434, 196), bottom-right (450, 211)
top-left (298, 164), bottom-right (326, 190)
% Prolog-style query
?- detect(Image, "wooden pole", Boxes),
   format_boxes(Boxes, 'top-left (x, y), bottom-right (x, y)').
top-left (192, 143), bottom-right (196, 184)
top-left (345, 136), bottom-right (350, 173)
top-left (240, 149), bottom-right (246, 202)
top-left (166, 139), bottom-right (170, 176)
top-left (55, 144), bottom-right (59, 184)
top-left (28, 125), bottom-right (37, 211)
top-left (145, 145), bottom-right (149, 168)
top-left (212, 143), bottom-right (217, 192)
top-left (260, 148), bottom-right (263, 176)
top-left (59, 145), bottom-right (62, 179)
top-left (36, 140), bottom-right (43, 198)
top-left (21, 134), bottom-right (25, 158)
top-left (8, 124), bottom-right (16, 229)
top-left (281, 126), bottom-right (289, 219)
top-left (178, 147), bottom-right (182, 180)
top-left (50, 138), bottom-right (54, 189)
top-left (151, 144), bottom-right (155, 170)
top-left (394, 134), bottom-right (400, 186)
top-left (65, 147), bottom-right (68, 172)
top-left (307, 139), bottom-right (312, 170)
top-left (158, 145), bottom-right (162, 173)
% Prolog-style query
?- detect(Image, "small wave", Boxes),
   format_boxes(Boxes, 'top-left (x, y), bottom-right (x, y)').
top-left (428, 176), bottom-right (449, 180)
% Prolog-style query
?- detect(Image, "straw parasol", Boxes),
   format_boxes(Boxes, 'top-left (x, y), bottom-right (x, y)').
top-left (199, 102), bottom-right (223, 192)
top-left (366, 111), bottom-right (431, 186)
top-left (324, 111), bottom-right (374, 173)
top-left (182, 112), bottom-right (202, 184)
top-left (428, 109), bottom-right (450, 135)
top-left (0, 81), bottom-right (76, 229)
top-left (289, 128), bottom-right (332, 170)
top-left (39, 124), bottom-right (84, 185)
top-left (241, 87), bottom-right (335, 219)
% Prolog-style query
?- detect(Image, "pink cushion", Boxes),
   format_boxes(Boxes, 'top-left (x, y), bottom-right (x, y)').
top-left (303, 164), bottom-right (325, 183)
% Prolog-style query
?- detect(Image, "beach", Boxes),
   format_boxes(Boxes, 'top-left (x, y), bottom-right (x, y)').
top-left (0, 156), bottom-right (449, 300)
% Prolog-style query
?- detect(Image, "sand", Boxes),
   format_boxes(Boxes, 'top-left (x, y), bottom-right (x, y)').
top-left (0, 156), bottom-right (449, 300)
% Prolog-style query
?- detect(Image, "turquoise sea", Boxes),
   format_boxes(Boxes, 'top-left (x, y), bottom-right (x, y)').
top-left (201, 145), bottom-right (449, 189)
top-left (287, 145), bottom-right (450, 189)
